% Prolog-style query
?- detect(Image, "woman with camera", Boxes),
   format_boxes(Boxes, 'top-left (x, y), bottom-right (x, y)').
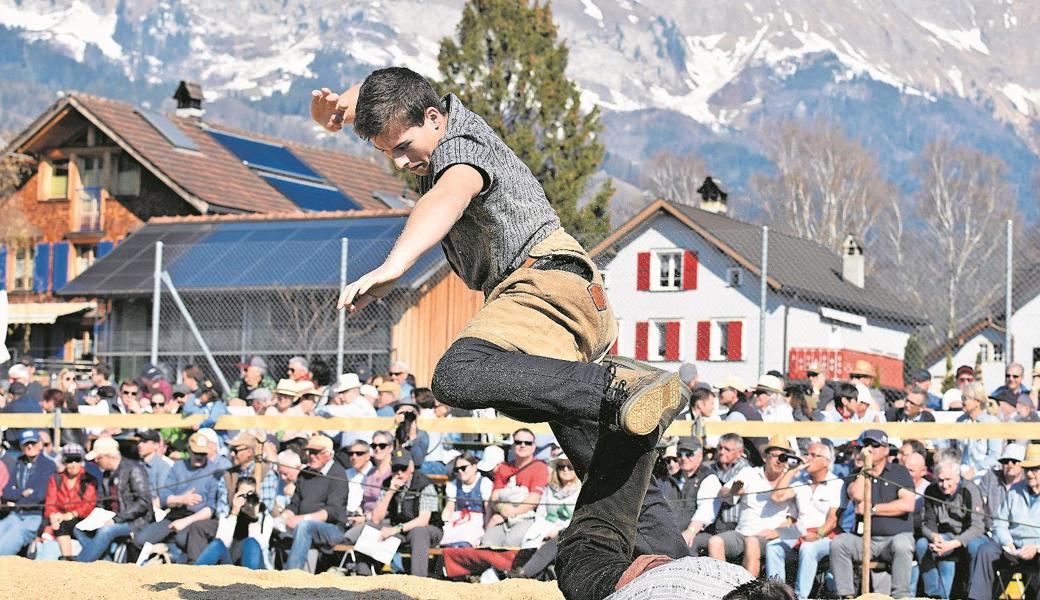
top-left (195, 476), bottom-right (272, 569)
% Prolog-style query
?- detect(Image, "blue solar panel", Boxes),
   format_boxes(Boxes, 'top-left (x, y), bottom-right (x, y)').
top-left (138, 109), bottom-right (199, 151)
top-left (208, 129), bottom-right (322, 181)
top-left (258, 173), bottom-right (360, 212)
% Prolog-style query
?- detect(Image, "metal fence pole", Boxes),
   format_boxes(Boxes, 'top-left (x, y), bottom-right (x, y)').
top-left (759, 226), bottom-right (769, 376)
top-left (150, 241), bottom-right (163, 366)
top-left (1005, 219), bottom-right (1013, 367)
top-left (861, 447), bottom-right (874, 596)
top-left (160, 271), bottom-right (232, 397)
top-left (337, 238), bottom-right (349, 376)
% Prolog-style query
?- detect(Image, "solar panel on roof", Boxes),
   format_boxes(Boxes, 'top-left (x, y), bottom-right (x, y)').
top-left (208, 129), bottom-right (323, 181)
top-left (137, 109), bottom-right (199, 151)
top-left (258, 173), bottom-right (361, 212)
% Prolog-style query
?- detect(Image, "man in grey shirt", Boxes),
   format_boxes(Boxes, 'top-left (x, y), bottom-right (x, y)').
top-left (311, 67), bottom-right (692, 558)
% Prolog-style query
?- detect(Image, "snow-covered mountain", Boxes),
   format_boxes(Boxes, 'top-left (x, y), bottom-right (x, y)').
top-left (2, 0), bottom-right (1039, 205)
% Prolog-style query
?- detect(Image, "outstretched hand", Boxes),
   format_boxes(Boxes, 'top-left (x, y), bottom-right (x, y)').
top-left (337, 263), bottom-right (404, 313)
top-left (310, 85), bottom-right (359, 133)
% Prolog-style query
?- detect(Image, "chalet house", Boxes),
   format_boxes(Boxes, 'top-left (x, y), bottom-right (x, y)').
top-left (1, 82), bottom-right (409, 363)
top-left (592, 193), bottom-right (926, 388)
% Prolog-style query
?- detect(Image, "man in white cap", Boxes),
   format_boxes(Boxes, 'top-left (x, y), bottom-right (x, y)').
top-left (318, 373), bottom-right (375, 444)
top-left (978, 443), bottom-right (1025, 529)
top-left (388, 360), bottom-right (413, 401)
top-left (76, 437), bottom-right (153, 562)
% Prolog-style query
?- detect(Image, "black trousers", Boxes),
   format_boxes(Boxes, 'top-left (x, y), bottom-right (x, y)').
top-left (433, 337), bottom-right (687, 559)
top-left (555, 413), bottom-right (661, 600)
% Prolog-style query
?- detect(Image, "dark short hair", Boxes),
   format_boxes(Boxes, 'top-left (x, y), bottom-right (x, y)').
top-left (513, 428), bottom-right (535, 441)
top-left (93, 363), bottom-right (112, 378)
top-left (719, 432), bottom-right (743, 446)
top-left (722, 578), bottom-right (796, 600)
top-left (835, 382), bottom-right (858, 403)
top-left (692, 387), bottom-right (715, 404)
top-left (42, 388), bottom-right (64, 403)
top-left (414, 388), bottom-right (435, 409)
top-left (353, 67), bottom-right (444, 140)
top-left (235, 476), bottom-right (257, 493)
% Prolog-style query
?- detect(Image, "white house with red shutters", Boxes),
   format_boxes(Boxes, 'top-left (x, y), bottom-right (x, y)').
top-left (591, 195), bottom-right (925, 388)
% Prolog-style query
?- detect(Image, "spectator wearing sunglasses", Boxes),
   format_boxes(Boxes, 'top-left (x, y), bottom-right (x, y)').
top-left (978, 444), bottom-right (1025, 530)
top-left (830, 429), bottom-right (916, 598)
top-left (340, 440), bottom-right (373, 520)
top-left (282, 435), bottom-right (350, 571)
top-left (388, 360), bottom-right (414, 404)
top-left (286, 356), bottom-right (311, 383)
top-left (42, 443), bottom-right (97, 560)
top-left (482, 429), bottom-right (549, 547)
top-left (75, 437), bottom-right (153, 562)
top-left (360, 431), bottom-right (394, 517)
top-left (441, 453), bottom-right (492, 547)
top-left (393, 399), bottom-right (430, 469)
top-left (992, 362), bottom-right (1030, 398)
top-left (0, 430), bottom-right (58, 556)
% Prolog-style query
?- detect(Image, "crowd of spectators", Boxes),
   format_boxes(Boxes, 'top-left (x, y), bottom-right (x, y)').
top-left (2, 353), bottom-right (1040, 599)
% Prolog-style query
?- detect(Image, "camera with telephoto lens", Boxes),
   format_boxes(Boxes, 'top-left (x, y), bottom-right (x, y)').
top-left (242, 492), bottom-right (260, 507)
top-left (779, 453), bottom-right (803, 468)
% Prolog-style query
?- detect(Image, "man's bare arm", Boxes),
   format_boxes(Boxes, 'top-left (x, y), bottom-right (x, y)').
top-left (338, 164), bottom-right (483, 311)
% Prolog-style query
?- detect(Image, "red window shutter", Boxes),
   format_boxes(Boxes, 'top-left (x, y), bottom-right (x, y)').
top-left (727, 321), bottom-right (743, 361)
top-left (682, 250), bottom-right (698, 290)
top-left (610, 336), bottom-right (619, 356)
top-left (664, 322), bottom-right (681, 361)
top-left (636, 252), bottom-right (651, 291)
top-left (635, 322), bottom-right (649, 360)
top-left (696, 321), bottom-right (711, 361)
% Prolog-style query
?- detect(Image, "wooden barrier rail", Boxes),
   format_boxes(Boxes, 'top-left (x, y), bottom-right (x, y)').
top-left (1, 413), bottom-right (1039, 440)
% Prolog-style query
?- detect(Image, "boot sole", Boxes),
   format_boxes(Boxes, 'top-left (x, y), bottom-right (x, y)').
top-left (619, 370), bottom-right (688, 436)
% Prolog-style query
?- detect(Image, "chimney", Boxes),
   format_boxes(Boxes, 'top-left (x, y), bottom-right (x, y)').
top-left (841, 234), bottom-right (864, 288)
top-left (695, 176), bottom-right (728, 214)
top-left (173, 81), bottom-right (205, 119)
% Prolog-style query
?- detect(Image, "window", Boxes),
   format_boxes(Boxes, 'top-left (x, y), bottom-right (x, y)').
top-left (12, 246), bottom-right (34, 291)
top-left (993, 344), bottom-right (1005, 362)
top-left (727, 267), bottom-right (742, 287)
top-left (655, 322), bottom-right (669, 361)
top-left (978, 343), bottom-right (990, 363)
top-left (637, 320), bottom-right (681, 362)
top-left (115, 154), bottom-right (141, 196)
top-left (696, 319), bottom-right (744, 362)
top-left (74, 244), bottom-right (97, 276)
top-left (49, 160), bottom-right (69, 198)
top-left (655, 251), bottom-right (683, 290)
top-left (77, 186), bottom-right (102, 232)
top-left (77, 155), bottom-right (103, 187)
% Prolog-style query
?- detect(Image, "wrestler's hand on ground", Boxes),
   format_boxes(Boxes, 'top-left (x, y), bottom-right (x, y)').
top-left (337, 262), bottom-right (404, 313)
top-left (310, 85), bottom-right (359, 133)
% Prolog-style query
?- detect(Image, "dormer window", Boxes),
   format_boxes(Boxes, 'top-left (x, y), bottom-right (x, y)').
top-left (49, 160), bottom-right (69, 198)
top-left (115, 154), bottom-right (141, 196)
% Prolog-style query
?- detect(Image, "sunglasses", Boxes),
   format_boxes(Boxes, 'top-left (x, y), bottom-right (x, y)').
top-left (63, 456), bottom-right (83, 463)
top-left (371, 443), bottom-right (391, 450)
top-left (1007, 374), bottom-right (1021, 379)
top-left (453, 464), bottom-right (473, 473)
top-left (391, 465), bottom-right (409, 473)
top-left (347, 450), bottom-right (368, 457)
top-left (862, 440), bottom-right (885, 448)
top-left (555, 463), bottom-right (573, 471)
top-left (389, 371), bottom-right (404, 376)
top-left (190, 451), bottom-right (208, 459)
top-left (1000, 459), bottom-right (1021, 465)
top-left (122, 390), bottom-right (139, 396)
top-left (304, 448), bottom-right (324, 455)
top-left (678, 451), bottom-right (696, 459)
top-left (513, 440), bottom-right (535, 447)
top-left (665, 456), bottom-right (679, 463)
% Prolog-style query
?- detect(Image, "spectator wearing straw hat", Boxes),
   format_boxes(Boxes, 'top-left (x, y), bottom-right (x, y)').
top-left (0, 430), bottom-right (57, 555)
top-left (75, 437), bottom-right (153, 562)
top-left (708, 435), bottom-right (797, 577)
top-left (375, 381), bottom-right (401, 416)
top-left (720, 375), bottom-right (766, 465)
top-left (830, 429), bottom-right (916, 599)
top-left (282, 434), bottom-right (350, 571)
top-left (265, 379), bottom-right (313, 417)
top-left (915, 456), bottom-right (986, 599)
top-left (848, 359), bottom-right (879, 411)
top-left (42, 443), bottom-right (97, 560)
top-left (969, 443), bottom-right (1040, 600)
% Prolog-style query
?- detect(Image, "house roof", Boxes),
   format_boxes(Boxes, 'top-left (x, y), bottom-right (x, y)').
top-left (55, 210), bottom-right (444, 298)
top-left (921, 317), bottom-right (1005, 367)
top-left (988, 261), bottom-right (1040, 322)
top-left (5, 93), bottom-right (410, 215)
top-left (592, 199), bottom-right (925, 324)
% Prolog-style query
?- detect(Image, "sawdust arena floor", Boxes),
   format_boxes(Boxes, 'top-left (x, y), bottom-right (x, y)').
top-left (0, 556), bottom-right (563, 599)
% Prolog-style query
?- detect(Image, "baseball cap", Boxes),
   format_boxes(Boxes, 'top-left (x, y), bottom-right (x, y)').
top-left (227, 430), bottom-right (264, 450)
top-left (141, 364), bottom-right (164, 380)
top-left (912, 369), bottom-right (931, 383)
top-left (755, 374), bottom-right (784, 394)
top-left (991, 389), bottom-right (1018, 406)
top-left (137, 430), bottom-right (162, 443)
top-left (188, 432), bottom-right (210, 453)
top-left (85, 437), bottom-right (121, 460)
top-left (476, 446), bottom-right (505, 471)
top-left (60, 443), bottom-right (85, 459)
top-left (197, 428), bottom-right (219, 447)
top-left (97, 385), bottom-right (116, 400)
top-left (390, 448), bottom-right (412, 468)
top-left (677, 438), bottom-right (703, 454)
top-left (859, 429), bottom-right (889, 446)
top-left (19, 430), bottom-right (40, 446)
top-left (955, 365), bottom-right (975, 379)
top-left (359, 384), bottom-right (378, 399)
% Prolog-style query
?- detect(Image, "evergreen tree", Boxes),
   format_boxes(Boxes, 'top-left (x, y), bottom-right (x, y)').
top-left (438, 0), bottom-right (612, 246)
top-left (902, 335), bottom-right (924, 386)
